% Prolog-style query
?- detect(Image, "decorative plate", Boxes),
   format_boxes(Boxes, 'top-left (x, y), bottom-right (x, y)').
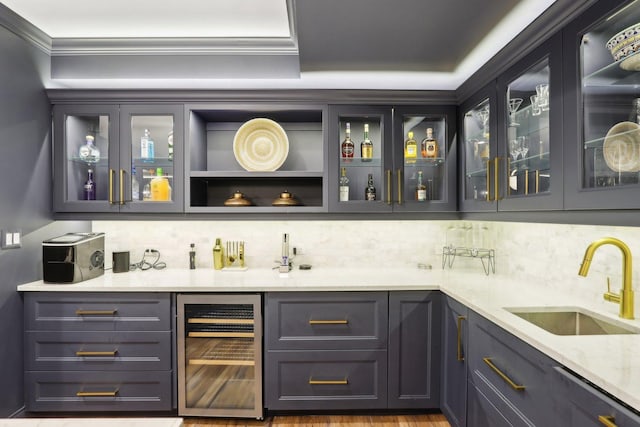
top-left (233, 118), bottom-right (289, 171)
top-left (603, 121), bottom-right (640, 172)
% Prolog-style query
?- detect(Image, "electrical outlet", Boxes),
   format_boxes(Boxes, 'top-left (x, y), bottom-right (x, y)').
top-left (1, 229), bottom-right (21, 249)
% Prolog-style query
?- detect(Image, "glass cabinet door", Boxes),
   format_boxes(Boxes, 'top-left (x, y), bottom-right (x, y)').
top-left (53, 105), bottom-right (120, 213)
top-left (328, 106), bottom-right (393, 212)
top-left (564, 0), bottom-right (640, 209)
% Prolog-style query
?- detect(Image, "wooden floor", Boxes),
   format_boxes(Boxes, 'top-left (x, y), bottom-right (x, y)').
top-left (183, 414), bottom-right (451, 427)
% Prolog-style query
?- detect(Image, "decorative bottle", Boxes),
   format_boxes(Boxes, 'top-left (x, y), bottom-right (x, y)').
top-left (168, 131), bottom-right (174, 162)
top-left (421, 127), bottom-right (439, 158)
top-left (189, 243), bottom-right (196, 270)
top-left (339, 167), bottom-right (349, 201)
top-left (79, 135), bottom-right (100, 164)
top-left (415, 170), bottom-right (427, 201)
top-left (360, 123), bottom-right (373, 161)
top-left (131, 164), bottom-right (140, 201)
top-left (83, 168), bottom-right (96, 200)
top-left (365, 173), bottom-right (376, 201)
top-left (141, 129), bottom-right (155, 160)
top-left (404, 131), bottom-right (417, 163)
top-left (341, 122), bottom-right (354, 162)
top-left (213, 238), bottom-right (224, 270)
top-left (150, 167), bottom-right (169, 201)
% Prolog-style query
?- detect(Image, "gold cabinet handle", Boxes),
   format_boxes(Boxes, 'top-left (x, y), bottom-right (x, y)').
top-left (76, 390), bottom-right (119, 397)
top-left (397, 169), bottom-right (402, 205)
top-left (598, 415), bottom-right (617, 427)
top-left (485, 159), bottom-right (491, 201)
top-left (309, 378), bottom-right (348, 385)
top-left (386, 169), bottom-right (392, 205)
top-left (456, 315), bottom-right (466, 362)
top-left (483, 357), bottom-right (525, 391)
top-left (309, 319), bottom-right (348, 325)
top-left (76, 350), bottom-right (118, 357)
top-left (108, 169), bottom-right (115, 204)
top-left (535, 169), bottom-right (540, 194)
top-left (494, 157), bottom-right (502, 201)
top-left (119, 169), bottom-right (125, 205)
top-left (75, 309), bottom-right (118, 316)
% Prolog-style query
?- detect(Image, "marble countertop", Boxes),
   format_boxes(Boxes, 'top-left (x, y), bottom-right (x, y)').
top-left (0, 418), bottom-right (182, 426)
top-left (17, 267), bottom-right (640, 411)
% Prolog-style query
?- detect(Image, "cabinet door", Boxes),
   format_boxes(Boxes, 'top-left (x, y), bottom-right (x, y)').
top-left (328, 105), bottom-right (393, 212)
top-left (563, 0), bottom-right (640, 209)
top-left (459, 84), bottom-right (499, 212)
top-left (441, 296), bottom-right (468, 427)
top-left (53, 104), bottom-right (120, 213)
top-left (388, 291), bottom-right (441, 409)
top-left (393, 106), bottom-right (458, 212)
top-left (120, 104), bottom-right (184, 212)
top-left (497, 34), bottom-right (564, 211)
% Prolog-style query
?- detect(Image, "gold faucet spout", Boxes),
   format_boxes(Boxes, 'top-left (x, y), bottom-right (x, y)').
top-left (578, 237), bottom-right (634, 320)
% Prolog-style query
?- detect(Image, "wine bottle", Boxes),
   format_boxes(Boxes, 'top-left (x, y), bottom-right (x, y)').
top-left (365, 173), bottom-right (376, 201)
top-left (416, 170), bottom-right (427, 201)
top-left (404, 131), bottom-right (417, 163)
top-left (341, 122), bottom-right (354, 162)
top-left (339, 167), bottom-right (350, 201)
top-left (83, 168), bottom-right (96, 200)
top-left (421, 127), bottom-right (439, 158)
top-left (361, 123), bottom-right (373, 161)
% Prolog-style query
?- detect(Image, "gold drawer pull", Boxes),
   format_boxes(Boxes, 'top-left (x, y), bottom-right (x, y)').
top-left (75, 309), bottom-right (117, 316)
top-left (308, 319), bottom-right (348, 325)
top-left (598, 415), bottom-right (618, 427)
top-left (456, 315), bottom-right (466, 362)
top-left (483, 357), bottom-right (525, 391)
top-left (76, 350), bottom-right (118, 357)
top-left (309, 378), bottom-right (348, 385)
top-left (76, 389), bottom-right (119, 397)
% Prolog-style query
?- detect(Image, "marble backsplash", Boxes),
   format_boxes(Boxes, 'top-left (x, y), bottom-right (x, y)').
top-left (92, 219), bottom-right (640, 313)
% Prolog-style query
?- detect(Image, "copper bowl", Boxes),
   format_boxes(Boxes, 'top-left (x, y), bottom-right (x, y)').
top-left (224, 191), bottom-right (252, 206)
top-left (272, 191), bottom-right (300, 206)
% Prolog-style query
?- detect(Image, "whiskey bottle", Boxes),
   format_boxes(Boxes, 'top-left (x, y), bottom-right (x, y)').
top-left (339, 167), bottom-right (350, 201)
top-left (422, 128), bottom-right (438, 158)
top-left (341, 122), bottom-right (354, 162)
top-left (83, 168), bottom-right (96, 200)
top-left (415, 170), bottom-right (427, 201)
top-left (361, 123), bottom-right (373, 161)
top-left (78, 135), bottom-right (100, 164)
top-left (404, 130), bottom-right (417, 163)
top-left (365, 173), bottom-right (376, 201)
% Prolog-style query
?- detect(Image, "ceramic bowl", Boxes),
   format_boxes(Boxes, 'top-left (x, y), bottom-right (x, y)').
top-left (603, 121), bottom-right (640, 172)
top-left (233, 118), bottom-right (289, 171)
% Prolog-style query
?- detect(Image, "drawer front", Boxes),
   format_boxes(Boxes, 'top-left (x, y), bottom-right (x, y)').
top-left (554, 367), bottom-right (640, 427)
top-left (468, 311), bottom-right (557, 426)
top-left (467, 378), bottom-right (521, 427)
top-left (25, 331), bottom-right (172, 371)
top-left (265, 292), bottom-right (388, 350)
top-left (265, 350), bottom-right (387, 410)
top-left (25, 292), bottom-right (171, 331)
top-left (25, 370), bottom-right (172, 412)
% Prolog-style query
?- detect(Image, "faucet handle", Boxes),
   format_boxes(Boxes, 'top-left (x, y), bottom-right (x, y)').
top-left (604, 277), bottom-right (621, 304)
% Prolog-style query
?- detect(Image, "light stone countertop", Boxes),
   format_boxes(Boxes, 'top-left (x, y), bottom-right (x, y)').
top-left (17, 267), bottom-right (640, 412)
top-left (0, 418), bottom-right (182, 426)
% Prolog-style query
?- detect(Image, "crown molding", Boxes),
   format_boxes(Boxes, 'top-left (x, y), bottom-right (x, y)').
top-left (0, 2), bottom-right (51, 53)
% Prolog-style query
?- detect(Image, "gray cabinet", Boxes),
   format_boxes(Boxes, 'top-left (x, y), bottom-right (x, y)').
top-left (441, 296), bottom-right (468, 427)
top-left (24, 292), bottom-right (174, 412)
top-left (388, 291), bottom-right (441, 409)
top-left (555, 367), bottom-right (640, 427)
top-left (466, 310), bottom-right (560, 426)
top-left (52, 103), bottom-right (184, 213)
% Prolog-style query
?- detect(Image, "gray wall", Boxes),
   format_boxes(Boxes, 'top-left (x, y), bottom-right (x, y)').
top-left (0, 24), bottom-right (88, 416)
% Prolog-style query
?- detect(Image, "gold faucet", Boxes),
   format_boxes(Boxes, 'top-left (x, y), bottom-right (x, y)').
top-left (578, 237), bottom-right (634, 320)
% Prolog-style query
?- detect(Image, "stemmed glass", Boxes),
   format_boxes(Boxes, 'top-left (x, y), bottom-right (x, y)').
top-left (509, 138), bottom-right (521, 170)
top-left (475, 105), bottom-right (490, 137)
top-left (508, 98), bottom-right (523, 127)
top-left (517, 136), bottom-right (529, 168)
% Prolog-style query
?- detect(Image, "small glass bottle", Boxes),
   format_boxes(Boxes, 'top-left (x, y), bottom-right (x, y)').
top-left (341, 122), bottom-right (354, 162)
top-left (339, 167), bottom-right (349, 201)
top-left (79, 135), bottom-right (100, 164)
top-left (421, 128), bottom-right (439, 158)
top-left (404, 131), bottom-right (417, 163)
top-left (143, 183), bottom-right (152, 201)
top-left (365, 173), bottom-right (376, 201)
top-left (131, 164), bottom-right (140, 201)
top-left (361, 123), bottom-right (373, 161)
top-left (189, 243), bottom-right (196, 269)
top-left (415, 170), bottom-right (427, 201)
top-left (168, 131), bottom-right (174, 162)
top-left (141, 129), bottom-right (155, 160)
top-left (83, 168), bottom-right (96, 200)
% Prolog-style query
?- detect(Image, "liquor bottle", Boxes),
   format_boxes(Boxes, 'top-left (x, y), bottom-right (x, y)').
top-left (189, 243), bottom-right (196, 270)
top-left (415, 170), bottom-right (427, 201)
top-left (404, 130), bottom-right (417, 163)
top-left (365, 173), bottom-right (376, 201)
top-left (361, 123), bottom-right (373, 161)
top-left (213, 238), bottom-right (224, 270)
top-left (83, 168), bottom-right (96, 200)
top-left (339, 167), bottom-right (349, 201)
top-left (131, 164), bottom-right (140, 201)
top-left (421, 128), bottom-right (439, 158)
top-left (168, 131), bottom-right (174, 162)
top-left (150, 167), bottom-right (170, 201)
top-left (341, 122), bottom-right (354, 162)
top-left (141, 129), bottom-right (155, 160)
top-left (78, 135), bottom-right (100, 164)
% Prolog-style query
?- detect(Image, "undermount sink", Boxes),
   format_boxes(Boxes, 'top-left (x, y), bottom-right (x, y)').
top-left (505, 306), bottom-right (640, 336)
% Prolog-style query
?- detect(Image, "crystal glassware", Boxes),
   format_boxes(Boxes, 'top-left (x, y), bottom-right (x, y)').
top-left (508, 98), bottom-right (523, 127)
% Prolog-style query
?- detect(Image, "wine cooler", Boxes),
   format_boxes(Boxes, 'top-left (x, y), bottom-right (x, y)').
top-left (177, 294), bottom-right (262, 418)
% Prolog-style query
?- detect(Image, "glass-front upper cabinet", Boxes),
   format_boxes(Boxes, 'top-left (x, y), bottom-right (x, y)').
top-left (564, 0), bottom-right (640, 209)
top-left (53, 104), bottom-right (183, 213)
